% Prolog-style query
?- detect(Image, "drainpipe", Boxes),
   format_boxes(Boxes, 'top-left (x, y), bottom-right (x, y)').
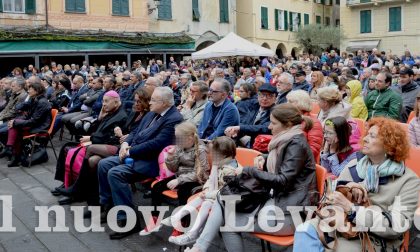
top-left (45, 0), bottom-right (49, 31)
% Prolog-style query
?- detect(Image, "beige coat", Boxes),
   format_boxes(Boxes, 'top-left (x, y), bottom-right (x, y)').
top-left (0, 90), bottom-right (27, 121)
top-left (180, 99), bottom-right (207, 127)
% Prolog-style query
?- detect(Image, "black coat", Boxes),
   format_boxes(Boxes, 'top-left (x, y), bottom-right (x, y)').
top-left (90, 106), bottom-right (127, 145)
top-left (236, 96), bottom-right (259, 124)
top-left (14, 95), bottom-right (52, 134)
top-left (242, 134), bottom-right (318, 211)
top-left (239, 104), bottom-right (274, 146)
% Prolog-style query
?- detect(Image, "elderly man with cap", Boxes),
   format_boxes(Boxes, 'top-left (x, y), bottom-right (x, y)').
top-left (293, 70), bottom-right (311, 92)
top-left (52, 90), bottom-right (128, 205)
top-left (225, 83), bottom-right (277, 147)
top-left (276, 72), bottom-right (294, 104)
top-left (392, 68), bottom-right (419, 122)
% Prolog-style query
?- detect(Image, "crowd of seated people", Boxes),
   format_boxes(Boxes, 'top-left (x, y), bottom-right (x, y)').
top-left (1, 49), bottom-right (419, 251)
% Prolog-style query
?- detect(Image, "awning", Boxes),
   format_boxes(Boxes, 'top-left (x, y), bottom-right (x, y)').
top-left (0, 40), bottom-right (195, 54)
top-left (346, 40), bottom-right (380, 52)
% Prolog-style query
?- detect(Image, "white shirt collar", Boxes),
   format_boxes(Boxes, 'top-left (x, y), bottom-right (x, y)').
top-left (160, 107), bottom-right (171, 117)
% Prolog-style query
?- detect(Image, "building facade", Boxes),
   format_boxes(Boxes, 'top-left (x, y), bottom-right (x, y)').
top-left (236, 0), bottom-right (333, 59)
top-left (340, 0), bottom-right (420, 55)
top-left (147, 0), bottom-right (236, 50)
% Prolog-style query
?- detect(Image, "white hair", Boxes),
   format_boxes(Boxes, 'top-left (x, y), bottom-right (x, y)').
top-left (280, 72), bottom-right (294, 85)
top-left (155, 86), bottom-right (174, 106)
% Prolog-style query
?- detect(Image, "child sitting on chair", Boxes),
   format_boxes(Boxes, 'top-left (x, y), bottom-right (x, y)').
top-left (140, 121), bottom-right (209, 237)
top-left (163, 136), bottom-right (241, 246)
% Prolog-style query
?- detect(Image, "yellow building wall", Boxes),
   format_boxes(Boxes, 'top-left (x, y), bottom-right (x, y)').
top-left (237, 0), bottom-right (333, 57)
top-left (48, 0), bottom-right (149, 32)
top-left (340, 0), bottom-right (420, 55)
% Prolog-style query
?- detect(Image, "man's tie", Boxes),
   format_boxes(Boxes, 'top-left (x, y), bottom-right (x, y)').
top-left (147, 114), bottom-right (161, 128)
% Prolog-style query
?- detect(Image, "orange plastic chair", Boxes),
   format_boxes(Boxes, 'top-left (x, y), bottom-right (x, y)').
top-left (311, 102), bottom-right (320, 115)
top-left (407, 111), bottom-right (415, 124)
top-left (252, 165), bottom-right (328, 250)
top-left (23, 109), bottom-right (59, 167)
top-left (398, 122), bottom-right (409, 135)
top-left (236, 148), bottom-right (262, 167)
top-left (353, 118), bottom-right (366, 136)
top-left (151, 180), bottom-right (178, 199)
top-left (406, 146), bottom-right (420, 177)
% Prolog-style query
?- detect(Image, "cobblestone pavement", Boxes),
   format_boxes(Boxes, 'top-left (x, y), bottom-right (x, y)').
top-left (0, 137), bottom-right (418, 251)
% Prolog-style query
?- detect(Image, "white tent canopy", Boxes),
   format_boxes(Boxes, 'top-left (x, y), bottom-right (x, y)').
top-left (191, 32), bottom-right (275, 60)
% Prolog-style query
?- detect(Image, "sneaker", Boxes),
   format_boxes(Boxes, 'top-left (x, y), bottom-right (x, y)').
top-left (139, 216), bottom-right (159, 236)
top-left (169, 233), bottom-right (198, 246)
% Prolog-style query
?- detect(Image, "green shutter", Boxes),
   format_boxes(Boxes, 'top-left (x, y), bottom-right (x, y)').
top-left (389, 7), bottom-right (401, 32)
top-left (284, 10), bottom-right (288, 30)
top-left (261, 7), bottom-right (268, 29)
top-left (75, 0), bottom-right (85, 13)
top-left (66, 0), bottom-right (74, 12)
top-left (219, 0), bottom-right (229, 23)
top-left (275, 9), bottom-right (279, 30)
top-left (25, 0), bottom-right (36, 14)
top-left (316, 15), bottom-right (321, 24)
top-left (361, 10), bottom-right (371, 33)
top-left (158, 0), bottom-right (172, 20)
top-left (304, 13), bottom-right (309, 25)
top-left (192, 0), bottom-right (200, 21)
top-left (0, 0), bottom-right (2, 12)
top-left (360, 0), bottom-right (370, 3)
top-left (120, 0), bottom-right (129, 16)
top-left (112, 0), bottom-right (120, 15)
top-left (289, 12), bottom-right (293, 31)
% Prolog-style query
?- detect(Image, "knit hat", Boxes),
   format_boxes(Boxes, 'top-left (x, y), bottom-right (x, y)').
top-left (104, 90), bottom-right (120, 99)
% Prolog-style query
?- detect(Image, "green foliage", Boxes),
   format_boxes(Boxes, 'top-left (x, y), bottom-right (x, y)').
top-left (294, 24), bottom-right (343, 55)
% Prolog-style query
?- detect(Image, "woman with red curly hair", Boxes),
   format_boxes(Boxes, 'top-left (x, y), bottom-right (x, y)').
top-left (294, 117), bottom-right (420, 251)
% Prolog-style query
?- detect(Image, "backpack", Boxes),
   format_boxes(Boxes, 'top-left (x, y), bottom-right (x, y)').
top-left (64, 146), bottom-right (86, 188)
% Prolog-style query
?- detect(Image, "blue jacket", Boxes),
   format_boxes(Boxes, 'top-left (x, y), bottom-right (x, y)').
top-left (198, 99), bottom-right (240, 140)
top-left (68, 84), bottom-right (89, 113)
top-left (239, 105), bottom-right (273, 145)
top-left (125, 106), bottom-right (183, 177)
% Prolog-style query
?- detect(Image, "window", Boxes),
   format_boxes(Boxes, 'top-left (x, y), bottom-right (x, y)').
top-left (3, 0), bottom-right (24, 13)
top-left (360, 0), bottom-right (371, 3)
top-left (192, 0), bottom-right (200, 21)
top-left (65, 0), bottom-right (86, 13)
top-left (261, 6), bottom-right (268, 29)
top-left (112, 0), bottom-right (129, 16)
top-left (275, 9), bottom-right (287, 30)
top-left (316, 15), bottom-right (321, 24)
top-left (219, 0), bottom-right (229, 23)
top-left (336, 0), bottom-right (340, 5)
top-left (289, 12), bottom-right (300, 31)
top-left (336, 19), bottom-right (340, 26)
top-left (360, 10), bottom-right (372, 33)
top-left (325, 16), bottom-right (330, 26)
top-left (389, 7), bottom-right (401, 32)
top-left (304, 13), bottom-right (309, 25)
top-left (158, 0), bottom-right (172, 20)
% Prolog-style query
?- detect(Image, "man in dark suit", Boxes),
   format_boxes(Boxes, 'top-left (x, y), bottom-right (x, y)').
top-left (97, 86), bottom-right (183, 240)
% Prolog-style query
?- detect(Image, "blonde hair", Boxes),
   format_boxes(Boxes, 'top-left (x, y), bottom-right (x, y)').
top-left (286, 90), bottom-right (312, 112)
top-left (175, 122), bottom-right (206, 183)
top-left (317, 86), bottom-right (342, 105)
top-left (311, 71), bottom-right (325, 89)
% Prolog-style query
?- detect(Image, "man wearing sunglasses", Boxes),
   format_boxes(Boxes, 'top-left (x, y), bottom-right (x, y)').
top-left (198, 78), bottom-right (239, 140)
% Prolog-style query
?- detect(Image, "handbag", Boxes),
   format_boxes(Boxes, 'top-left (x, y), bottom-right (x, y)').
top-left (218, 171), bottom-right (270, 213)
top-left (252, 135), bottom-right (272, 153)
top-left (315, 184), bottom-right (374, 251)
top-left (21, 142), bottom-right (49, 167)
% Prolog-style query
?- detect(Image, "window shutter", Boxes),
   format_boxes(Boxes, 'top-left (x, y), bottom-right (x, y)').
top-left (304, 13), bottom-right (309, 25)
top-left (66, 0), bottom-right (74, 12)
top-left (389, 7), bottom-right (401, 31)
top-left (159, 0), bottom-right (172, 20)
top-left (192, 0), bottom-right (200, 21)
top-left (366, 10), bottom-right (371, 32)
top-left (289, 12), bottom-right (293, 31)
top-left (121, 0), bottom-right (129, 16)
top-left (25, 0), bottom-right (36, 14)
top-left (395, 7), bottom-right (401, 31)
top-left (284, 10), bottom-right (288, 30)
top-left (275, 9), bottom-right (279, 30)
top-left (0, 0), bottom-right (2, 12)
top-left (75, 0), bottom-right (85, 13)
top-left (112, 0), bottom-right (120, 15)
top-left (261, 7), bottom-right (268, 29)
top-left (219, 0), bottom-right (229, 23)
top-left (361, 10), bottom-right (371, 33)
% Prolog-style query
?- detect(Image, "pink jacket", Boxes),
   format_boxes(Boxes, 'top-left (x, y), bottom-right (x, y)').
top-left (348, 119), bottom-right (362, 151)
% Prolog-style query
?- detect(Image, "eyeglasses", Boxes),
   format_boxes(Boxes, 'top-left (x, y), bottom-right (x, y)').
top-left (208, 88), bottom-right (223, 94)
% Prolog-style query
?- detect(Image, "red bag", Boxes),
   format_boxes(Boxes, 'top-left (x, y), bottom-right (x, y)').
top-left (252, 135), bottom-right (272, 153)
top-left (64, 146), bottom-right (86, 188)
